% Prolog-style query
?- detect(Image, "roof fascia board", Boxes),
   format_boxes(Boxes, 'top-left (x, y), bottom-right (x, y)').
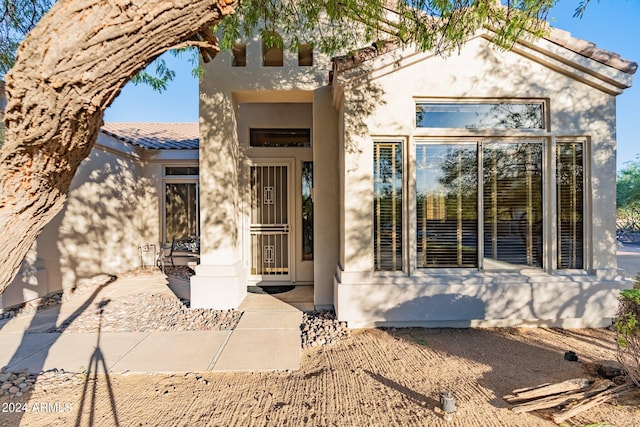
top-left (142, 149), bottom-right (199, 162)
top-left (488, 33), bottom-right (633, 93)
top-left (333, 31), bottom-right (632, 97)
top-left (507, 40), bottom-right (627, 95)
top-left (96, 132), bottom-right (143, 161)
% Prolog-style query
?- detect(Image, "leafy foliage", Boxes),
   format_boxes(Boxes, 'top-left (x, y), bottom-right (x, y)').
top-left (573, 0), bottom-right (594, 18)
top-left (218, 0), bottom-right (558, 55)
top-left (616, 159), bottom-right (640, 234)
top-left (130, 58), bottom-right (177, 93)
top-left (0, 1), bottom-right (588, 89)
top-left (617, 159), bottom-right (640, 209)
top-left (0, 0), bottom-right (53, 76)
top-left (614, 286), bottom-right (640, 386)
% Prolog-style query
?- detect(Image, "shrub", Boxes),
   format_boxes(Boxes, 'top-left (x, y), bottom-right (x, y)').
top-left (614, 288), bottom-right (640, 386)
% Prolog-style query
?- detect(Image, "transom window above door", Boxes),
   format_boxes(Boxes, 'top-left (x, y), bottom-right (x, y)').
top-left (250, 129), bottom-right (311, 147)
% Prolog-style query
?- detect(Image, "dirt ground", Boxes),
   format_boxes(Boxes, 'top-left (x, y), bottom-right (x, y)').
top-left (1, 327), bottom-right (639, 427)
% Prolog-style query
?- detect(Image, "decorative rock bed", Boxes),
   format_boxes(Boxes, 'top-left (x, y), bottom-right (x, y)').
top-left (301, 310), bottom-right (350, 348)
top-left (1, 293), bottom-right (64, 320)
top-left (2, 267), bottom-right (349, 349)
top-left (50, 293), bottom-right (242, 333)
top-left (0, 369), bottom-right (83, 397)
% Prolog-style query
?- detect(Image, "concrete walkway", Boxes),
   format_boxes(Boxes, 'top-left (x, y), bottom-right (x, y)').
top-left (0, 273), bottom-right (312, 374)
top-left (3, 243), bottom-right (639, 376)
top-left (616, 242), bottom-right (640, 279)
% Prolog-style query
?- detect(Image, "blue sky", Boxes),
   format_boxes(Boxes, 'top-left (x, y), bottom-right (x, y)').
top-left (104, 0), bottom-right (640, 171)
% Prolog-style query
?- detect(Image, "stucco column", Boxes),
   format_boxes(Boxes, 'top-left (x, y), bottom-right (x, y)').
top-left (312, 87), bottom-right (340, 307)
top-left (191, 92), bottom-right (247, 309)
top-left (339, 96), bottom-right (375, 278)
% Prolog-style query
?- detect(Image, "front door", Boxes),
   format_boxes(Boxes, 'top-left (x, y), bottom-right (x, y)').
top-left (250, 164), bottom-right (291, 281)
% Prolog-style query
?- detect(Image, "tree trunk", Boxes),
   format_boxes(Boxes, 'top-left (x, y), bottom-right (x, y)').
top-left (0, 0), bottom-right (238, 294)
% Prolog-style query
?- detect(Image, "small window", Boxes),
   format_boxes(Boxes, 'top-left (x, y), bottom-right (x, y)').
top-left (232, 44), bottom-right (247, 67)
top-left (302, 162), bottom-right (313, 260)
top-left (416, 102), bottom-right (545, 129)
top-left (557, 142), bottom-right (583, 269)
top-left (250, 129), bottom-right (311, 147)
top-left (165, 166), bottom-right (199, 176)
top-left (262, 32), bottom-right (283, 67)
top-left (374, 142), bottom-right (403, 271)
top-left (298, 44), bottom-right (313, 66)
top-left (165, 182), bottom-right (199, 244)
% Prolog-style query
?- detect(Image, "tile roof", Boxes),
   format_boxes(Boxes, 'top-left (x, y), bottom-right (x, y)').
top-left (100, 122), bottom-right (199, 150)
top-left (331, 28), bottom-right (637, 75)
top-left (545, 27), bottom-right (637, 75)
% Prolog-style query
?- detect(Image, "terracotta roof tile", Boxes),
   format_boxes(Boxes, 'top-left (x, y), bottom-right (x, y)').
top-left (331, 28), bottom-right (637, 76)
top-left (545, 27), bottom-right (637, 74)
top-left (100, 122), bottom-right (199, 150)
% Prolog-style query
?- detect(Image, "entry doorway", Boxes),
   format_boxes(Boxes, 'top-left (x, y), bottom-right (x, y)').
top-left (250, 163), bottom-right (291, 281)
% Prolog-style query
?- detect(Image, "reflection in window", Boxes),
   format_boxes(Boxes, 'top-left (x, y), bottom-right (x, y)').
top-left (165, 183), bottom-right (199, 243)
top-left (250, 128), bottom-right (311, 147)
top-left (557, 142), bottom-right (583, 269)
top-left (483, 142), bottom-right (543, 269)
top-left (374, 142), bottom-right (403, 271)
top-left (416, 102), bottom-right (545, 129)
top-left (415, 141), bottom-right (544, 270)
top-left (302, 162), bottom-right (313, 260)
top-left (416, 144), bottom-right (478, 267)
top-left (165, 166), bottom-right (199, 176)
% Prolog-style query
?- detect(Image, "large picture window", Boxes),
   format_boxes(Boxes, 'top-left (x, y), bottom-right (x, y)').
top-left (483, 142), bottom-right (543, 269)
top-left (416, 144), bottom-right (478, 267)
top-left (415, 141), bottom-right (543, 270)
top-left (374, 142), bottom-right (403, 271)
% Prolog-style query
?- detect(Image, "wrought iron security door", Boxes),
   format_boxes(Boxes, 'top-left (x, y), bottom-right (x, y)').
top-left (250, 165), bottom-right (290, 279)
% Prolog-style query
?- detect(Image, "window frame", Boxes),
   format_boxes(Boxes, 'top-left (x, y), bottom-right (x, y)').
top-left (415, 98), bottom-right (548, 131)
top-left (412, 138), bottom-right (547, 272)
top-left (368, 100), bottom-right (588, 277)
top-left (249, 128), bottom-right (311, 148)
top-left (162, 165), bottom-right (200, 245)
top-left (373, 138), bottom-right (408, 273)
top-left (555, 137), bottom-right (589, 272)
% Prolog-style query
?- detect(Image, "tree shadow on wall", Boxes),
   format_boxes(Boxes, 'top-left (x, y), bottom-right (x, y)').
top-left (56, 150), bottom-right (158, 290)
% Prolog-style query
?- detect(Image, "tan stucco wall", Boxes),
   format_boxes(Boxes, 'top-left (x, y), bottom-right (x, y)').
top-left (339, 38), bottom-right (619, 274)
top-left (313, 87), bottom-right (339, 307)
top-left (333, 36), bottom-right (631, 327)
top-left (193, 35), bottom-right (338, 308)
top-left (2, 136), bottom-right (160, 309)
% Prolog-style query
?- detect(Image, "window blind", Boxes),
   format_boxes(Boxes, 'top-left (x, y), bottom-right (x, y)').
top-left (374, 142), bottom-right (403, 271)
top-left (416, 144), bottom-right (478, 267)
top-left (557, 142), bottom-right (584, 269)
top-left (482, 142), bottom-right (543, 269)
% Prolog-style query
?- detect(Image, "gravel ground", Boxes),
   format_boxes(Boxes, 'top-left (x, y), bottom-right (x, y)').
top-left (301, 310), bottom-right (350, 348)
top-left (3, 328), bottom-right (639, 427)
top-left (49, 292), bottom-right (242, 333)
top-left (1, 269), bottom-right (351, 397)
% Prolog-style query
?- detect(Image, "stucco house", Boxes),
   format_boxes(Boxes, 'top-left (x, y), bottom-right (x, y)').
top-left (3, 26), bottom-right (637, 328)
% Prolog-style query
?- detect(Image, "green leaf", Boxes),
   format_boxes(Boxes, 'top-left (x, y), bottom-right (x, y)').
top-left (130, 58), bottom-right (176, 93)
